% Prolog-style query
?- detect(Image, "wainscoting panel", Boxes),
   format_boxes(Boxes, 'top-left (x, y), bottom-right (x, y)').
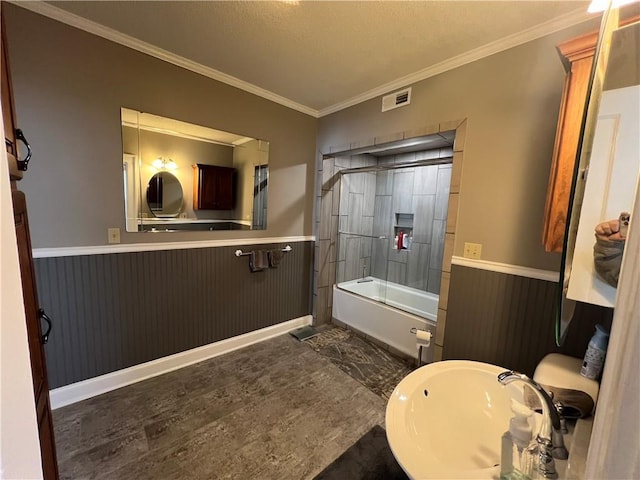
top-left (34, 241), bottom-right (313, 388)
top-left (443, 265), bottom-right (614, 376)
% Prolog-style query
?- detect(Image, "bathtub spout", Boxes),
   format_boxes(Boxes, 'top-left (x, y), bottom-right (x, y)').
top-left (357, 265), bottom-right (373, 283)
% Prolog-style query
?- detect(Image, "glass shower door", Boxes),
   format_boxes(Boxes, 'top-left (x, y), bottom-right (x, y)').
top-left (336, 161), bottom-right (452, 320)
top-left (336, 169), bottom-right (389, 304)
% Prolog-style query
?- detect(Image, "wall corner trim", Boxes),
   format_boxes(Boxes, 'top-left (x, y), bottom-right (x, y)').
top-left (49, 315), bottom-right (313, 409)
top-left (33, 236), bottom-right (315, 258)
top-left (451, 256), bottom-right (560, 282)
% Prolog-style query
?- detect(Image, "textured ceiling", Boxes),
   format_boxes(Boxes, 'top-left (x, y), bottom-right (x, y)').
top-left (45, 1), bottom-right (595, 115)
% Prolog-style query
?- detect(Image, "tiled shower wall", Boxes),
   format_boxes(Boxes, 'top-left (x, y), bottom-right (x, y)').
top-left (336, 159), bottom-right (452, 295)
top-left (336, 155), bottom-right (377, 283)
top-left (368, 162), bottom-right (451, 294)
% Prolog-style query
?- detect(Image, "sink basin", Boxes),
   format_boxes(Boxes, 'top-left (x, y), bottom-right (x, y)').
top-left (386, 360), bottom-right (539, 479)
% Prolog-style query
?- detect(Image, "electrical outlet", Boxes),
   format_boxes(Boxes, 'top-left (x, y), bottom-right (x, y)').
top-left (463, 242), bottom-right (482, 259)
top-left (108, 228), bottom-right (121, 244)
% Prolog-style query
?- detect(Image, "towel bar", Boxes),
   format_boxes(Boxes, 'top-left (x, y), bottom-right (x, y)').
top-left (234, 245), bottom-right (292, 257)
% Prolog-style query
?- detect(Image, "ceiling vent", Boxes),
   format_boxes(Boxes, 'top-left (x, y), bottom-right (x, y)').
top-left (382, 87), bottom-right (412, 112)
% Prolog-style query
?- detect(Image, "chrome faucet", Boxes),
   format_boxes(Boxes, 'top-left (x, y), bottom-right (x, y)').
top-left (551, 400), bottom-right (569, 460)
top-left (497, 370), bottom-right (562, 479)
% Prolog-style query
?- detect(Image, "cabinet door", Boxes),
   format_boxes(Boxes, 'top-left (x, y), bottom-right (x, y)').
top-left (542, 31), bottom-right (596, 252)
top-left (193, 164), bottom-right (235, 210)
top-left (1, 12), bottom-right (22, 180)
top-left (13, 191), bottom-right (59, 480)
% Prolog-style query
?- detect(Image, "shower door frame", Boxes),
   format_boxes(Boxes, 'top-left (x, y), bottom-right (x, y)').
top-left (314, 118), bottom-right (468, 363)
top-left (335, 159), bottom-right (453, 316)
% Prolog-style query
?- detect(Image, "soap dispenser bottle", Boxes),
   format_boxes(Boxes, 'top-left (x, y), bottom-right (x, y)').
top-left (500, 399), bottom-right (534, 480)
top-left (580, 324), bottom-right (610, 380)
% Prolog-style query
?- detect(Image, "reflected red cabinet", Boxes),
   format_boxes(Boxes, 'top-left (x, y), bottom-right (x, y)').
top-left (193, 163), bottom-right (236, 210)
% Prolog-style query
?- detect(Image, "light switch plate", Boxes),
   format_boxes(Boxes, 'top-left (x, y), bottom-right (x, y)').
top-left (108, 228), bottom-right (121, 244)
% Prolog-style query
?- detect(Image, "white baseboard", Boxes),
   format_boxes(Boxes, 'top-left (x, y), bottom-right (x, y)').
top-left (50, 315), bottom-right (312, 409)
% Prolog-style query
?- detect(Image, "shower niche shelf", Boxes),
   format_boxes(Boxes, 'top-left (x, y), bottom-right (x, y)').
top-left (393, 213), bottom-right (413, 251)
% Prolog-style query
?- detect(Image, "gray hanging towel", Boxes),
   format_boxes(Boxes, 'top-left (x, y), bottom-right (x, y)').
top-left (268, 249), bottom-right (284, 267)
top-left (249, 250), bottom-right (268, 272)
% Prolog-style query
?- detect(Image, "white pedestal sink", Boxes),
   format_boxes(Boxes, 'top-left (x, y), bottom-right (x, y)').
top-left (386, 360), bottom-right (540, 479)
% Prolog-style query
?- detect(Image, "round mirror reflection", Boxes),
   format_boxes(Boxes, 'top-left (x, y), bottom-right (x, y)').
top-left (146, 171), bottom-right (183, 217)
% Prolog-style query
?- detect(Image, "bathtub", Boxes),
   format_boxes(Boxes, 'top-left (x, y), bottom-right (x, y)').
top-left (332, 278), bottom-right (438, 361)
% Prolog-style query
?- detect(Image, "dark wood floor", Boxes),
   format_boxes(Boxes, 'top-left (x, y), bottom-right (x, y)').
top-left (52, 325), bottom-right (414, 479)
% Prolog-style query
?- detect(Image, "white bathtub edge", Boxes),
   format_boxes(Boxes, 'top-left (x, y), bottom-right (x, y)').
top-left (332, 285), bottom-right (436, 360)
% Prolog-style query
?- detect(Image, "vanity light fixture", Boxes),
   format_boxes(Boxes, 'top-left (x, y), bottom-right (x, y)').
top-left (588, 0), bottom-right (638, 12)
top-left (152, 157), bottom-right (178, 170)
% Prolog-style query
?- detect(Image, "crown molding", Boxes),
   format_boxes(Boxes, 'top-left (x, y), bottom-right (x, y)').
top-left (12, 2), bottom-right (597, 119)
top-left (318, 7), bottom-right (599, 117)
top-left (11, 1), bottom-right (320, 118)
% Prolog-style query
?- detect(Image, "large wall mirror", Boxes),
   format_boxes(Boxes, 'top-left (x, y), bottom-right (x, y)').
top-left (121, 108), bottom-right (269, 232)
top-left (556, 5), bottom-right (640, 344)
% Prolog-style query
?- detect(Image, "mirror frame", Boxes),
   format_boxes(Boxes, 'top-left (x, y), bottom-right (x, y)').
top-left (555, 3), bottom-right (639, 345)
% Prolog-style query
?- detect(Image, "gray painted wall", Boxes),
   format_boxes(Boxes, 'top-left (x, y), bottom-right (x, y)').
top-left (5, 5), bottom-right (611, 388)
top-left (317, 19), bottom-right (601, 272)
top-left (5, 4), bottom-right (317, 249)
top-left (603, 22), bottom-right (640, 91)
top-left (443, 265), bottom-right (613, 377)
top-left (35, 241), bottom-right (313, 388)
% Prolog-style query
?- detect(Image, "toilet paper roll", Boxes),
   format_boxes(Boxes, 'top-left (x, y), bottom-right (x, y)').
top-left (416, 329), bottom-right (431, 348)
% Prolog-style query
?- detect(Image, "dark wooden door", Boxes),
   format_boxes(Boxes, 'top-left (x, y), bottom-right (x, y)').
top-left (3, 9), bottom-right (59, 479)
top-left (13, 191), bottom-right (59, 479)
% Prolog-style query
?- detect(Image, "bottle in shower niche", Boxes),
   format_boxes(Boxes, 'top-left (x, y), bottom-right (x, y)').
top-left (580, 324), bottom-right (610, 380)
top-left (403, 233), bottom-right (411, 250)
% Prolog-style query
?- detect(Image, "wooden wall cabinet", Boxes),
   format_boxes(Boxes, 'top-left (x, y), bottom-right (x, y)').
top-left (542, 30), bottom-right (598, 253)
top-left (193, 163), bottom-right (236, 210)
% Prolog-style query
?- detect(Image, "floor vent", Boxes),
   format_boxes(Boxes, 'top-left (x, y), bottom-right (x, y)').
top-left (382, 87), bottom-right (412, 112)
top-left (289, 326), bottom-right (319, 341)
